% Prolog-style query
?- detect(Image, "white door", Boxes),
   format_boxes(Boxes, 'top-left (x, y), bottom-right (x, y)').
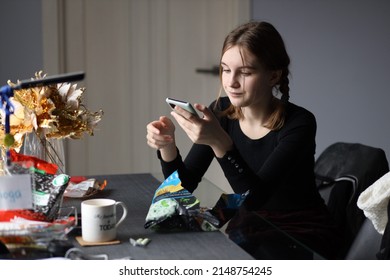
top-left (42, 0), bottom-right (250, 193)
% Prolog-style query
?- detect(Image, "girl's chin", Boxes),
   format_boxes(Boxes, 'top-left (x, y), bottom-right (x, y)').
top-left (228, 96), bottom-right (245, 106)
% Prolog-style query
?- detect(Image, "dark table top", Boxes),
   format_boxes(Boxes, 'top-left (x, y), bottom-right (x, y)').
top-left (62, 173), bottom-right (254, 260)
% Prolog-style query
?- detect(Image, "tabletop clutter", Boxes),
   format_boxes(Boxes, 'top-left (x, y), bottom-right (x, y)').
top-left (0, 150), bottom-right (106, 256)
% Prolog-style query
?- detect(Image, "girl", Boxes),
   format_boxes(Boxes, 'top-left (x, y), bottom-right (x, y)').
top-left (146, 21), bottom-right (340, 259)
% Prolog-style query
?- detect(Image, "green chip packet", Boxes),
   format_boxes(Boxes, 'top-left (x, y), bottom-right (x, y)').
top-left (144, 170), bottom-right (249, 232)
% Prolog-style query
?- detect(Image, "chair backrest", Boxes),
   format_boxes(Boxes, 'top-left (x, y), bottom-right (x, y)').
top-left (345, 218), bottom-right (383, 259)
top-left (316, 175), bottom-right (357, 258)
top-left (315, 142), bottom-right (389, 259)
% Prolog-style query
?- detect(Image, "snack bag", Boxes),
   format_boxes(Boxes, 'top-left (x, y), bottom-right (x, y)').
top-left (33, 173), bottom-right (70, 221)
top-left (10, 149), bottom-right (58, 175)
top-left (144, 170), bottom-right (249, 232)
top-left (4, 162), bottom-right (69, 221)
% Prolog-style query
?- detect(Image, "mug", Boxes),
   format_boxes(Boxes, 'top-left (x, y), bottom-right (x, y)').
top-left (81, 198), bottom-right (128, 242)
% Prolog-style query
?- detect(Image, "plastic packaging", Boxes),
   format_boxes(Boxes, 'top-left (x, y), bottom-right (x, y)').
top-left (144, 170), bottom-right (249, 232)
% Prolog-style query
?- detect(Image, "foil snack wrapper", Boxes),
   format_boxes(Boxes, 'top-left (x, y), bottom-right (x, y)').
top-left (64, 177), bottom-right (107, 198)
top-left (3, 163), bottom-right (69, 222)
top-left (144, 170), bottom-right (248, 232)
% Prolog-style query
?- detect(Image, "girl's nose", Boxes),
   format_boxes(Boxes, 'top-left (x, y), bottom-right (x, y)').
top-left (228, 73), bottom-right (240, 88)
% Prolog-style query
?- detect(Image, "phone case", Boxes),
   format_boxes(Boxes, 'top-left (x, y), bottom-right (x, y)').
top-left (166, 97), bottom-right (198, 116)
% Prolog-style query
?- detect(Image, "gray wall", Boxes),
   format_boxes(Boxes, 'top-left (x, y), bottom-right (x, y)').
top-left (0, 0), bottom-right (43, 84)
top-left (251, 0), bottom-right (390, 160)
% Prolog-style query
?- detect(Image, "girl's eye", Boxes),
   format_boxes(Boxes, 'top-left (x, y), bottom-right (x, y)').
top-left (222, 68), bottom-right (230, 73)
top-left (240, 71), bottom-right (252, 76)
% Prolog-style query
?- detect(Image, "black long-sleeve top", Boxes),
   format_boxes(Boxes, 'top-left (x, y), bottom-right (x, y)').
top-left (158, 96), bottom-right (325, 211)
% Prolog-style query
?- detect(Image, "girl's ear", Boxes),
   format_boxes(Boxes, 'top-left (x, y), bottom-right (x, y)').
top-left (269, 70), bottom-right (282, 87)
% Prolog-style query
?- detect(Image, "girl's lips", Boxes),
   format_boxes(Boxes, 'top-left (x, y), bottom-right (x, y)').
top-left (228, 91), bottom-right (243, 97)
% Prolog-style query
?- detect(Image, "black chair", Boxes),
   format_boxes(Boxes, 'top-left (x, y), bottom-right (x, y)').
top-left (345, 217), bottom-right (383, 259)
top-left (314, 142), bottom-right (389, 259)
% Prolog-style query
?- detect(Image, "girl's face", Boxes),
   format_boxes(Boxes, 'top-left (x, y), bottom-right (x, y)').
top-left (221, 46), bottom-right (277, 110)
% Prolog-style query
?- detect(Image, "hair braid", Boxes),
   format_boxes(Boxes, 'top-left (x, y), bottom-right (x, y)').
top-left (279, 71), bottom-right (290, 103)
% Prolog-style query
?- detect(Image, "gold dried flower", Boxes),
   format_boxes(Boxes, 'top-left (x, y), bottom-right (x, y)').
top-left (0, 71), bottom-right (103, 151)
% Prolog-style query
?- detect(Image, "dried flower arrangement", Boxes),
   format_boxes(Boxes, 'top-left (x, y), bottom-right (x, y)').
top-left (0, 71), bottom-right (103, 151)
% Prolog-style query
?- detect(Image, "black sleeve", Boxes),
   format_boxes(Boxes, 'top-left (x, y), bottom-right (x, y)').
top-left (217, 107), bottom-right (317, 202)
top-left (157, 144), bottom-right (214, 193)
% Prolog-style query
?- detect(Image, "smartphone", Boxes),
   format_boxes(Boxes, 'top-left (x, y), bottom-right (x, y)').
top-left (166, 97), bottom-right (199, 117)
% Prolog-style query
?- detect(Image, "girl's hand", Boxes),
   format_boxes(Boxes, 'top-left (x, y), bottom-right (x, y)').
top-left (146, 116), bottom-right (177, 161)
top-left (171, 103), bottom-right (233, 157)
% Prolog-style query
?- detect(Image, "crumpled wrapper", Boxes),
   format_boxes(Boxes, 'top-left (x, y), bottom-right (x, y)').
top-left (144, 170), bottom-right (248, 232)
top-left (64, 177), bottom-right (107, 198)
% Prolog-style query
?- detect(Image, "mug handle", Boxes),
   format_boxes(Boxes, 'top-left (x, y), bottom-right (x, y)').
top-left (115, 201), bottom-right (128, 228)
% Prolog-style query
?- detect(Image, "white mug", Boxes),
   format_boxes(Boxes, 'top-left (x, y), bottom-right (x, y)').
top-left (81, 198), bottom-right (128, 242)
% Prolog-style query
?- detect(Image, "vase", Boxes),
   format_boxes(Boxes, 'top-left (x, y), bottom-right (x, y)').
top-left (20, 131), bottom-right (66, 174)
